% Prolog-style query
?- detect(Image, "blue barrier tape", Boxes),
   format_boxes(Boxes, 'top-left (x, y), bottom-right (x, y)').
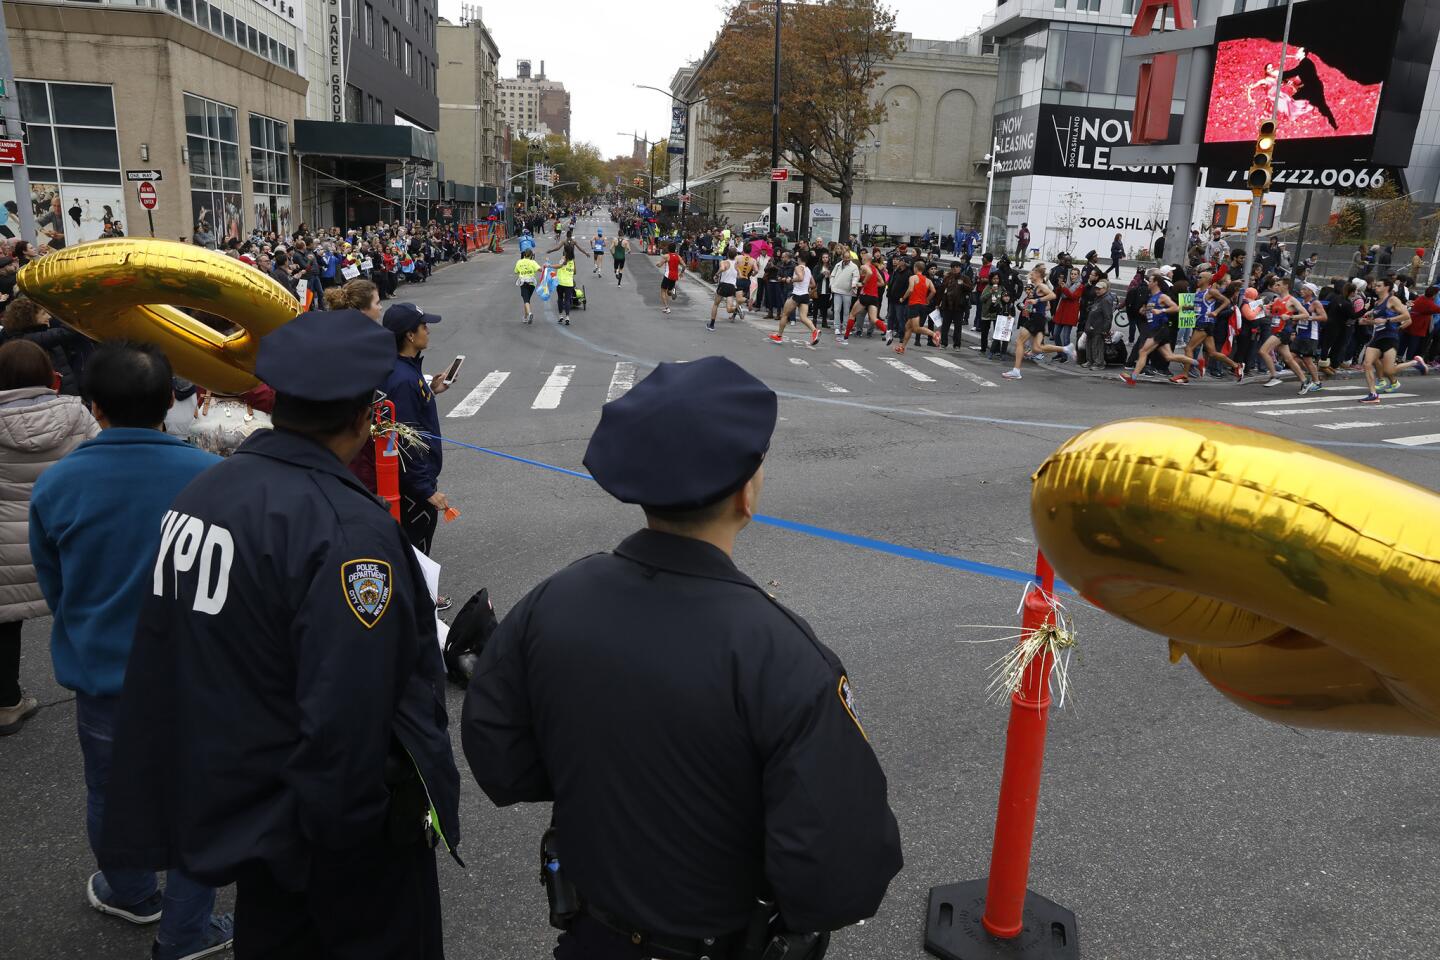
top-left (431, 434), bottom-right (1073, 593)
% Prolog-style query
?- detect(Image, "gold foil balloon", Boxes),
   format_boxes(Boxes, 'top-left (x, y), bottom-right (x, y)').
top-left (1030, 418), bottom-right (1440, 736)
top-left (17, 239), bottom-right (299, 394)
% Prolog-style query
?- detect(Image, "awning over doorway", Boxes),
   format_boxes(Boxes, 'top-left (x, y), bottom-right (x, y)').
top-left (292, 120), bottom-right (437, 163)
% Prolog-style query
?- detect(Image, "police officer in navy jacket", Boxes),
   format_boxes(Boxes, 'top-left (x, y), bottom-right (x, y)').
top-left (462, 356), bottom-right (902, 960)
top-left (100, 309), bottom-right (461, 960)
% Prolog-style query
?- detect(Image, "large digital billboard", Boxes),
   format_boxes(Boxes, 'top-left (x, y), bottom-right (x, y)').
top-left (1199, 0), bottom-right (1438, 171)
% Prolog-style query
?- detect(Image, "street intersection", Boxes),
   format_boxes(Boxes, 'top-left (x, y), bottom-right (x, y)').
top-left (3, 218), bottom-right (1437, 960)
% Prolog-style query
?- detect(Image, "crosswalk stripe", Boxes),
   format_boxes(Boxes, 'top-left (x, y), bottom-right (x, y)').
top-left (833, 358), bottom-right (875, 381)
top-left (532, 364), bottom-right (575, 409)
top-left (606, 362), bottom-right (636, 401)
top-left (790, 356), bottom-right (847, 392)
top-left (1225, 393), bottom-right (1417, 408)
top-left (922, 355), bottom-right (996, 388)
top-left (1259, 398), bottom-right (1440, 417)
top-left (446, 371), bottom-right (510, 418)
top-left (1313, 420), bottom-right (1434, 431)
top-left (883, 358), bottom-right (936, 382)
top-left (1384, 433), bottom-right (1440, 447)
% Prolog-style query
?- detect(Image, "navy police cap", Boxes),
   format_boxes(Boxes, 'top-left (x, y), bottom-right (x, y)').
top-left (256, 309), bottom-right (395, 401)
top-left (383, 302), bottom-right (443, 335)
top-left (584, 356), bottom-right (777, 511)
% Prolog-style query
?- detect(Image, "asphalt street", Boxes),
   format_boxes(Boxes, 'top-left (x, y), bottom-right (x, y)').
top-left (4, 216), bottom-right (1438, 960)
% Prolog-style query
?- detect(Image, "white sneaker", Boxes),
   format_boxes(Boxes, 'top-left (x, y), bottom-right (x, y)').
top-left (1002, 369), bottom-right (1022, 380)
top-left (1262, 377), bottom-right (1283, 388)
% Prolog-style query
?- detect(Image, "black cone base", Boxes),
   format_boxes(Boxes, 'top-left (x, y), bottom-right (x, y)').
top-left (924, 880), bottom-right (1079, 960)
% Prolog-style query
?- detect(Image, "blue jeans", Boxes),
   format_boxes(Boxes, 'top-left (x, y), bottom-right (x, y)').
top-left (76, 693), bottom-right (216, 947)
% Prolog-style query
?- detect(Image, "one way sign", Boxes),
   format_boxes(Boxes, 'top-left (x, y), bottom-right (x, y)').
top-left (125, 169), bottom-right (163, 182)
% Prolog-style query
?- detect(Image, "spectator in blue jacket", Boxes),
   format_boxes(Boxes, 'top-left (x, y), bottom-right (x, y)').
top-left (29, 341), bottom-right (232, 960)
top-left (380, 303), bottom-right (453, 607)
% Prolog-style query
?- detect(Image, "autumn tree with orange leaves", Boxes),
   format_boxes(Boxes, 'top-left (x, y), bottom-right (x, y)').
top-left (696, 0), bottom-right (903, 241)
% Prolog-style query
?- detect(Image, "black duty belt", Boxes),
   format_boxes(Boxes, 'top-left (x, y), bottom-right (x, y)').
top-left (581, 903), bottom-right (745, 960)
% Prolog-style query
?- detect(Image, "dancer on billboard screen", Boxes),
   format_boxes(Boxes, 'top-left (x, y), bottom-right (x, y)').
top-left (1205, 39), bottom-right (1382, 142)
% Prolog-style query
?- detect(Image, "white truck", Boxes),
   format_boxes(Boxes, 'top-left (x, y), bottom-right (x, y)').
top-left (743, 203), bottom-right (957, 244)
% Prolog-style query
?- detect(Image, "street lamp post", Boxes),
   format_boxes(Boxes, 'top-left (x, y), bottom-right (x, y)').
top-left (634, 84), bottom-right (709, 223)
top-left (770, 0), bottom-right (782, 241)
top-left (980, 138), bottom-right (998, 257)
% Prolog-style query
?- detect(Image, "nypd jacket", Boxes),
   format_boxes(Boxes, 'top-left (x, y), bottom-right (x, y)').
top-left (462, 529), bottom-right (902, 938)
top-left (382, 354), bottom-right (443, 500)
top-left (99, 428), bottom-right (460, 886)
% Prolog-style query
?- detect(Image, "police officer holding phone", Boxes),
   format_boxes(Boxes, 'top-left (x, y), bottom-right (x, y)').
top-left (462, 356), bottom-right (903, 960)
top-left (100, 309), bottom-right (461, 960)
top-left (381, 303), bottom-right (453, 570)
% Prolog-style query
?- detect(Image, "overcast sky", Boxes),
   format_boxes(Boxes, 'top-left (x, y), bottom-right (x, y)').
top-left (436, 1), bottom-right (986, 159)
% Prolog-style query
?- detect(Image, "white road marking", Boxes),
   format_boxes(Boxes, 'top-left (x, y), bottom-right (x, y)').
top-left (1313, 420), bottom-right (1433, 431)
top-left (883, 358), bottom-right (936, 382)
top-left (922, 355), bottom-right (996, 388)
top-left (790, 356), bottom-right (846, 392)
top-left (833, 358), bottom-right (876, 381)
top-left (606, 362), bottom-right (636, 401)
top-left (446, 371), bottom-right (509, 418)
top-left (1225, 393), bottom-right (1416, 408)
top-left (532, 364), bottom-right (575, 409)
top-left (1258, 398), bottom-right (1440, 417)
top-left (1384, 433), bottom-right (1440, 447)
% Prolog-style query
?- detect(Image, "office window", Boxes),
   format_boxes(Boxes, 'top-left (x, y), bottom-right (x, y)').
top-left (376, 99), bottom-right (384, 123)
top-left (1123, 0), bottom-right (1142, 11)
top-left (364, 3), bottom-right (374, 45)
top-left (223, 13), bottom-right (234, 40)
top-left (209, 5), bottom-right (222, 33)
top-left (1080, 0), bottom-right (1100, 9)
top-left (180, 0), bottom-right (194, 21)
top-left (196, 0), bottom-right (208, 27)
top-left (247, 25), bottom-right (258, 53)
top-left (404, 40), bottom-right (412, 77)
top-left (185, 92), bottom-right (241, 239)
top-left (381, 18), bottom-right (389, 57)
top-left (392, 28), bottom-right (400, 63)
top-left (249, 113), bottom-right (291, 234)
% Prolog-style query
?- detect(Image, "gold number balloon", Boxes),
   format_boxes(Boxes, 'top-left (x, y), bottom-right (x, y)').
top-left (1030, 418), bottom-right (1440, 737)
top-left (17, 239), bottom-right (299, 394)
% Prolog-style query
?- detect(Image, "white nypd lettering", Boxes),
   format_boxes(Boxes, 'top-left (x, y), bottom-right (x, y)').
top-left (153, 512), bottom-right (235, 615)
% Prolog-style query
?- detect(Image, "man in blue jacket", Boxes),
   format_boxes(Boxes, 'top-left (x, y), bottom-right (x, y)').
top-left (30, 342), bottom-right (231, 960)
top-left (380, 304), bottom-right (453, 603)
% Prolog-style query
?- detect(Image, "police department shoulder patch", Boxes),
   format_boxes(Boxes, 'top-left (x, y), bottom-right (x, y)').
top-left (342, 559), bottom-right (393, 628)
top-left (837, 675), bottom-right (868, 741)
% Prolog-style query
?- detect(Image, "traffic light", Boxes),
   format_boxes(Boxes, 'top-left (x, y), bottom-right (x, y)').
top-left (633, 176), bottom-right (643, 187)
top-left (550, 171), bottom-right (559, 185)
top-left (1246, 119), bottom-right (1277, 194)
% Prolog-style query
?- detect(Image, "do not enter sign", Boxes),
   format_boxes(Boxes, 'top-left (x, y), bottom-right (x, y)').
top-left (137, 181), bottom-right (158, 210)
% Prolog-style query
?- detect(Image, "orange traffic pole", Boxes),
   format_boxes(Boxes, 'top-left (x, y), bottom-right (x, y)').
top-left (923, 551), bottom-right (1077, 960)
top-left (373, 400), bottom-right (401, 522)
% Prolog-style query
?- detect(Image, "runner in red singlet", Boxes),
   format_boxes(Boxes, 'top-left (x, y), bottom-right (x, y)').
top-left (845, 251), bottom-right (891, 343)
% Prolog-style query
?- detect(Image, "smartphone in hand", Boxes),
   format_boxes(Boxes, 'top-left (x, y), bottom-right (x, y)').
top-left (442, 354), bottom-right (465, 385)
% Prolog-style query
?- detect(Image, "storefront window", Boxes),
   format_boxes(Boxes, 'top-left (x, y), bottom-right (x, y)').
top-left (249, 113), bottom-right (291, 236)
top-left (186, 92), bottom-right (243, 243)
top-left (0, 81), bottom-right (123, 249)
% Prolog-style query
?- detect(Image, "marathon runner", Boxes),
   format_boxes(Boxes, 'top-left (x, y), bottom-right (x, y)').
top-left (1258, 278), bottom-right (1311, 390)
top-left (1293, 282), bottom-right (1328, 394)
top-left (844, 250), bottom-right (891, 345)
top-left (514, 249), bottom-right (540, 324)
top-left (770, 257), bottom-right (821, 347)
top-left (709, 253), bottom-right (743, 331)
top-left (1004, 266), bottom-right (1067, 381)
top-left (734, 249), bottom-right (756, 310)
top-left (894, 260), bottom-right (941, 354)
top-left (1182, 271), bottom-right (1243, 382)
top-left (658, 242), bottom-right (683, 315)
top-left (1357, 276), bottom-right (1428, 404)
top-left (591, 229), bottom-right (606, 275)
top-left (611, 234), bottom-right (629, 285)
top-left (1120, 271), bottom-right (1199, 386)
